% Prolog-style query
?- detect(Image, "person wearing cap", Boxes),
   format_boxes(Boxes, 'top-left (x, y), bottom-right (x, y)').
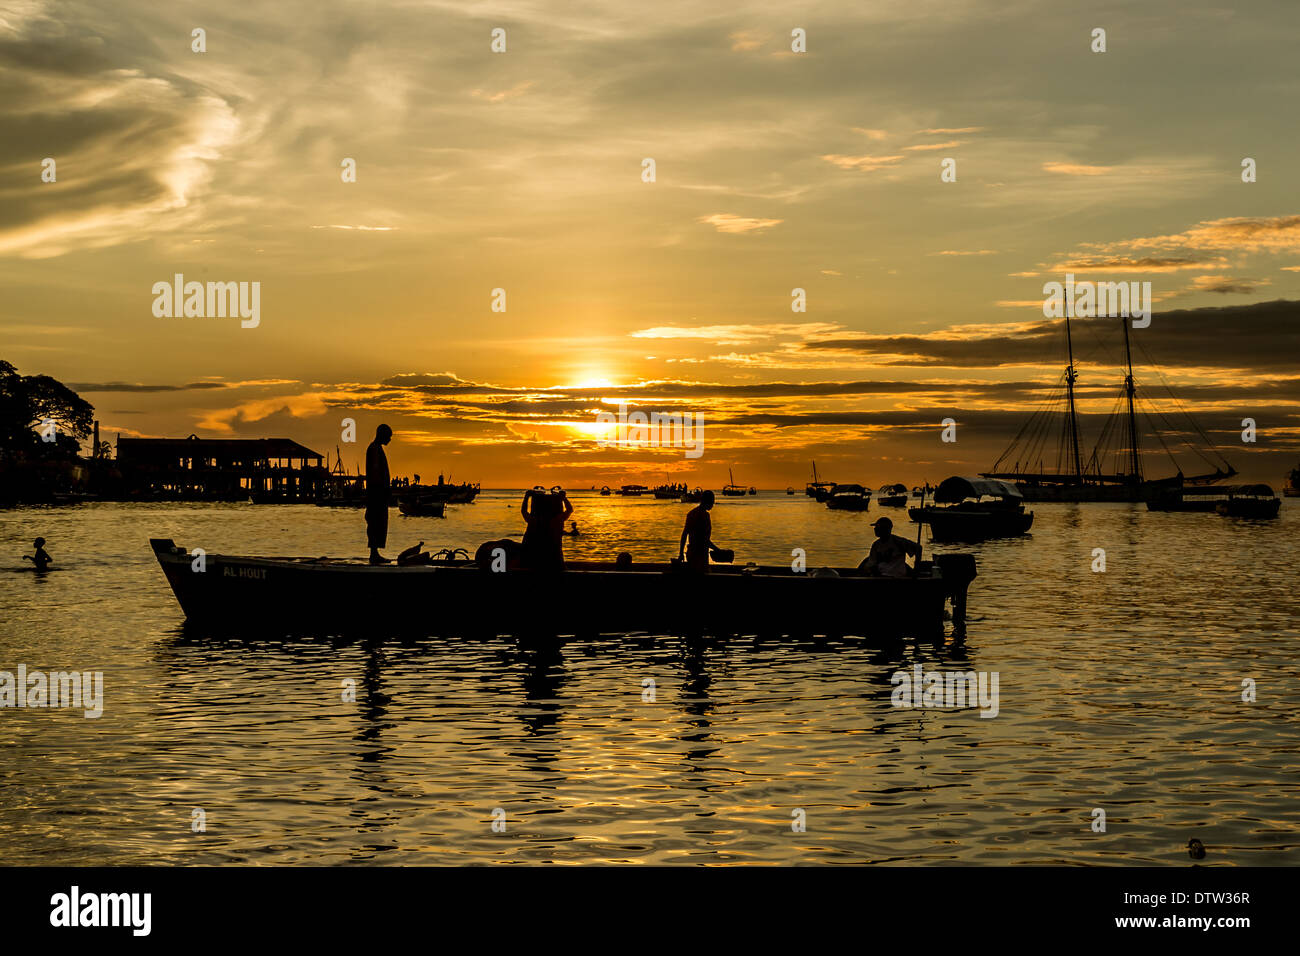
top-left (365, 424), bottom-right (393, 564)
top-left (858, 516), bottom-right (921, 577)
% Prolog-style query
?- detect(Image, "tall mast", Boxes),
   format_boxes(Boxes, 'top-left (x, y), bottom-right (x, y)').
top-left (1063, 312), bottom-right (1084, 484)
top-left (1121, 316), bottom-right (1141, 481)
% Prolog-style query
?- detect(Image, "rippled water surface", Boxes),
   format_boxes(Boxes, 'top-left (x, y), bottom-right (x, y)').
top-left (2, 492), bottom-right (1297, 865)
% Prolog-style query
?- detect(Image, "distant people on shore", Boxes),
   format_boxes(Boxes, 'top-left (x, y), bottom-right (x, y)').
top-left (24, 537), bottom-right (51, 571)
top-left (366, 424), bottom-right (393, 564)
top-left (679, 489), bottom-right (725, 571)
top-left (858, 517), bottom-right (921, 577)
top-left (521, 487), bottom-right (573, 571)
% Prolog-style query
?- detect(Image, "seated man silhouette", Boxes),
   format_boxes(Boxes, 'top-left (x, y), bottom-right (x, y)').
top-left (858, 517), bottom-right (921, 577)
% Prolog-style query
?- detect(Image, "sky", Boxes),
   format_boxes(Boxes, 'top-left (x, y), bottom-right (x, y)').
top-left (3, 0), bottom-right (1300, 487)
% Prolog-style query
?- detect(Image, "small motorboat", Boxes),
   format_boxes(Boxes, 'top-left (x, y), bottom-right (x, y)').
top-left (876, 483), bottom-right (909, 507)
top-left (1215, 484), bottom-right (1281, 519)
top-left (599, 486), bottom-right (612, 496)
top-left (785, 487), bottom-right (796, 495)
top-left (910, 476), bottom-right (1033, 542)
top-left (397, 497), bottom-right (446, 518)
top-left (826, 484), bottom-right (872, 511)
top-left (617, 484), bottom-right (648, 496)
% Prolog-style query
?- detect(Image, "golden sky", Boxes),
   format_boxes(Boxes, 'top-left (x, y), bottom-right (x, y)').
top-left (3, 0), bottom-right (1299, 486)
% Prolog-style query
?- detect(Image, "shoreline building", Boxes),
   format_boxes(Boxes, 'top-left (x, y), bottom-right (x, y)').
top-left (115, 435), bottom-right (326, 502)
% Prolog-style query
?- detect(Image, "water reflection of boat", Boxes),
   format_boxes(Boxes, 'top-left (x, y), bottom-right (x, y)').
top-left (876, 483), bottom-right (908, 507)
top-left (910, 476), bottom-right (1033, 542)
top-left (150, 538), bottom-right (977, 639)
top-left (825, 483), bottom-right (871, 511)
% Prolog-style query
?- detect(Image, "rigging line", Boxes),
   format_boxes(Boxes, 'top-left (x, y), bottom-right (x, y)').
top-left (1136, 389), bottom-right (1220, 471)
top-left (1132, 336), bottom-right (1232, 467)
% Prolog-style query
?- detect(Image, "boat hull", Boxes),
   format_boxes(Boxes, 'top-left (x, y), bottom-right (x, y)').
top-left (826, 496), bottom-right (870, 511)
top-left (910, 506), bottom-right (1034, 542)
top-left (1216, 499), bottom-right (1281, 519)
top-left (149, 539), bottom-right (973, 639)
top-left (397, 499), bottom-right (446, 517)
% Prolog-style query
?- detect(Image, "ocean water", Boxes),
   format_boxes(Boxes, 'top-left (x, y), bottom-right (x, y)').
top-left (1, 491), bottom-right (1296, 865)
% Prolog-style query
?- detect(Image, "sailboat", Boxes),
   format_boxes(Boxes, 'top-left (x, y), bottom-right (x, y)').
top-left (720, 468), bottom-right (748, 497)
top-left (805, 460), bottom-right (836, 501)
top-left (982, 313), bottom-right (1234, 502)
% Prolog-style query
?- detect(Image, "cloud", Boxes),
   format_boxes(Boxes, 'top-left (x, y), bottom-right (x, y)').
top-left (68, 381), bottom-right (232, 393)
top-left (697, 213), bottom-right (783, 234)
top-left (904, 140), bottom-right (962, 151)
top-left (1042, 162), bottom-right (1112, 176)
top-left (631, 322), bottom-right (842, 345)
top-left (1117, 215), bottom-right (1300, 254)
top-left (1190, 275), bottom-right (1267, 294)
top-left (470, 81), bottom-right (534, 103)
top-left (799, 298), bottom-right (1300, 372)
top-left (1048, 255), bottom-right (1227, 273)
top-left (820, 153), bottom-right (904, 171)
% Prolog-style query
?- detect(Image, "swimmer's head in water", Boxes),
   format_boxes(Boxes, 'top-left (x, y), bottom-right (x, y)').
top-left (376, 424), bottom-right (393, 443)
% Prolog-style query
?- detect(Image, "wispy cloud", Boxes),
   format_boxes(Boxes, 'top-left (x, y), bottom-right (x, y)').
top-left (697, 213), bottom-right (783, 234)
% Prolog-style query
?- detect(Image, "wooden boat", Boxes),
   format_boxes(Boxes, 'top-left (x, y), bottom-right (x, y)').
top-left (1283, 466), bottom-right (1299, 498)
top-left (786, 487), bottom-right (795, 495)
top-left (397, 497), bottom-right (446, 518)
top-left (1148, 483), bottom-right (1281, 516)
top-left (148, 538), bottom-right (977, 639)
top-left (1214, 484), bottom-right (1281, 519)
top-left (805, 460), bottom-right (836, 501)
top-left (617, 484), bottom-right (648, 496)
top-left (910, 476), bottom-right (1034, 542)
top-left (720, 468), bottom-right (747, 497)
top-left (679, 487), bottom-right (705, 503)
top-left (653, 483), bottom-right (682, 499)
top-left (599, 486), bottom-right (612, 496)
top-left (825, 483), bottom-right (872, 511)
top-left (876, 483), bottom-right (909, 507)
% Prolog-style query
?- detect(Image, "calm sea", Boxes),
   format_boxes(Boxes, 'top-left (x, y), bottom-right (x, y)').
top-left (2, 491), bottom-right (1296, 865)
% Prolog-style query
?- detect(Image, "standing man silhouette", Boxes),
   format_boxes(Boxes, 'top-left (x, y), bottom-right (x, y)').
top-left (365, 424), bottom-right (393, 564)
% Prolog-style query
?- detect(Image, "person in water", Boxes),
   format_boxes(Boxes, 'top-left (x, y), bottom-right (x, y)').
top-left (678, 490), bottom-right (723, 570)
top-left (563, 521), bottom-right (580, 536)
top-left (24, 537), bottom-right (51, 571)
top-left (520, 488), bottom-right (573, 571)
top-left (365, 424), bottom-right (393, 564)
top-left (859, 516), bottom-right (921, 577)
